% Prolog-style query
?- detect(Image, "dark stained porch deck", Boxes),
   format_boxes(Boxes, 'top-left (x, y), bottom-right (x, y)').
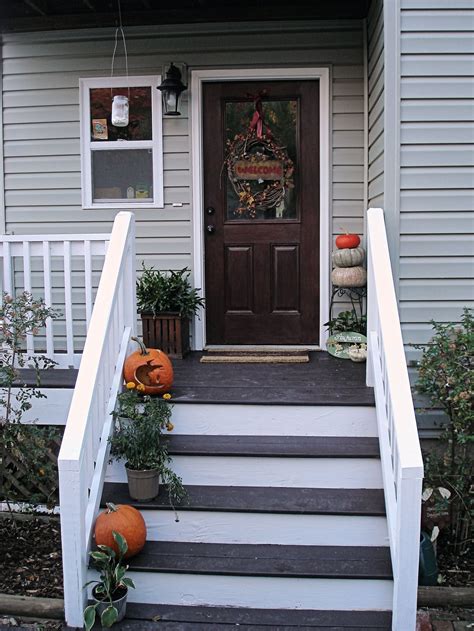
top-left (22, 351), bottom-right (374, 406)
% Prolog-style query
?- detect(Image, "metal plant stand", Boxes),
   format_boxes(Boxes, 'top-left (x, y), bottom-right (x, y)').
top-left (329, 285), bottom-right (367, 323)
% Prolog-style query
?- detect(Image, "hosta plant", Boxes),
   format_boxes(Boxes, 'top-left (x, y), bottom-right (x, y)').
top-left (84, 531), bottom-right (135, 630)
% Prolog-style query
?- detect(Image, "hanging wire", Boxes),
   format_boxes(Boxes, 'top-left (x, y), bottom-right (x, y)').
top-left (110, 0), bottom-right (130, 99)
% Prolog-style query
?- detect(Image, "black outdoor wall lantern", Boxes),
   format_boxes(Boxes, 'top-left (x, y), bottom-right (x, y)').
top-left (158, 63), bottom-right (187, 116)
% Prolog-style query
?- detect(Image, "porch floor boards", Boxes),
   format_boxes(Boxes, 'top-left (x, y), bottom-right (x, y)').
top-left (22, 351), bottom-right (374, 406)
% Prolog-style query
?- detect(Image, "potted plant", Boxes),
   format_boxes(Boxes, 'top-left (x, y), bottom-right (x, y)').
top-left (109, 385), bottom-right (187, 507)
top-left (324, 310), bottom-right (367, 360)
top-left (84, 531), bottom-right (135, 630)
top-left (136, 265), bottom-right (205, 358)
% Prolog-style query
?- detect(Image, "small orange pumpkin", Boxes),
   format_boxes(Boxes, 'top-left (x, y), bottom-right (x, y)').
top-left (335, 232), bottom-right (361, 249)
top-left (94, 503), bottom-right (146, 559)
top-left (124, 337), bottom-right (174, 394)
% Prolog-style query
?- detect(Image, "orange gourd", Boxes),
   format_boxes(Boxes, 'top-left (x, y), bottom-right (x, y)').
top-left (335, 232), bottom-right (361, 249)
top-left (94, 503), bottom-right (146, 559)
top-left (124, 337), bottom-right (174, 394)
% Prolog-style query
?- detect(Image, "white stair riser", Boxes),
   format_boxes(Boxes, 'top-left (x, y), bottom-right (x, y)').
top-left (14, 388), bottom-right (72, 425)
top-left (170, 404), bottom-right (377, 437)
top-left (106, 457), bottom-right (383, 489)
top-left (88, 571), bottom-right (393, 610)
top-left (139, 510), bottom-right (389, 547)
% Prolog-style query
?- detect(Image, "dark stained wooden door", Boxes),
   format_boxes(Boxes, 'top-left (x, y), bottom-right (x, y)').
top-left (203, 81), bottom-right (320, 345)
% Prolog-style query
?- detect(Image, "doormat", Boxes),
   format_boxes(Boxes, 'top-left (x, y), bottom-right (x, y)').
top-left (200, 350), bottom-right (309, 364)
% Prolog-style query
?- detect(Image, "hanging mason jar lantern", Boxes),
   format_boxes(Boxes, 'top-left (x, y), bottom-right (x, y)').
top-left (158, 63), bottom-right (187, 116)
top-left (111, 94), bottom-right (129, 127)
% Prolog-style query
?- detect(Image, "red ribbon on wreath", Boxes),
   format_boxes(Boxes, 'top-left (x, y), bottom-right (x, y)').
top-left (248, 91), bottom-right (269, 139)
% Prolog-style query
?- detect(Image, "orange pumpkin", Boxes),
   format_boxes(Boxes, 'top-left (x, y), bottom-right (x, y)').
top-left (94, 503), bottom-right (146, 559)
top-left (124, 337), bottom-right (174, 394)
top-left (335, 232), bottom-right (361, 249)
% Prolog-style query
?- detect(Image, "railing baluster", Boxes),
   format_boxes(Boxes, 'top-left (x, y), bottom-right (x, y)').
top-left (42, 241), bottom-right (55, 359)
top-left (3, 241), bottom-right (13, 296)
top-left (63, 241), bottom-right (74, 367)
top-left (22, 241), bottom-right (35, 356)
top-left (84, 240), bottom-right (93, 329)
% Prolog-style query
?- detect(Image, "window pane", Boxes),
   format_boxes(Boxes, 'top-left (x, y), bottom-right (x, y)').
top-left (225, 99), bottom-right (298, 221)
top-left (92, 149), bottom-right (153, 201)
top-left (90, 87), bottom-right (152, 141)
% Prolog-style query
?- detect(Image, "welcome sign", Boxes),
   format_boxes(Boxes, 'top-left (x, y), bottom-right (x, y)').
top-left (235, 160), bottom-right (283, 180)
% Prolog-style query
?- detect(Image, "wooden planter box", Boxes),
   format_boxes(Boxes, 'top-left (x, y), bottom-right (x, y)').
top-left (140, 313), bottom-right (190, 359)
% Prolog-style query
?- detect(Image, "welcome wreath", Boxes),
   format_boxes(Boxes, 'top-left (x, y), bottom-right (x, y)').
top-left (224, 99), bottom-right (295, 219)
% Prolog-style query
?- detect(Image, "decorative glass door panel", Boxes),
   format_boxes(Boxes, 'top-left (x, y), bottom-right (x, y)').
top-left (225, 99), bottom-right (298, 220)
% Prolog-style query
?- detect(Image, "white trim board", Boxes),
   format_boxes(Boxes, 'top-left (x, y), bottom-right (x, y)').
top-left (190, 67), bottom-right (331, 351)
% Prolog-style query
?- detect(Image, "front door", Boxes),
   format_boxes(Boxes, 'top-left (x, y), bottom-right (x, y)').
top-left (203, 80), bottom-right (320, 345)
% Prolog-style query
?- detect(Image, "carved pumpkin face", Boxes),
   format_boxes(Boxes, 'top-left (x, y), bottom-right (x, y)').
top-left (124, 338), bottom-right (174, 394)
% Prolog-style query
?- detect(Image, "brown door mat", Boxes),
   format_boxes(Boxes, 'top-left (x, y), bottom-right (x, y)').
top-left (200, 350), bottom-right (309, 363)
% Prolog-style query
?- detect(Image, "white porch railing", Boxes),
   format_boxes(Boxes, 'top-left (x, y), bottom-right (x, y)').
top-left (0, 231), bottom-right (112, 368)
top-left (58, 212), bottom-right (136, 628)
top-left (366, 208), bottom-right (424, 631)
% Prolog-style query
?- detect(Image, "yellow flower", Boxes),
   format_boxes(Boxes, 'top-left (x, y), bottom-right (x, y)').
top-left (126, 382), bottom-right (136, 390)
top-left (166, 422), bottom-right (174, 432)
top-left (136, 383), bottom-right (146, 392)
top-left (163, 393), bottom-right (172, 400)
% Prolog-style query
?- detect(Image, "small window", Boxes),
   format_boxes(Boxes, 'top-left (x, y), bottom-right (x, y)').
top-left (80, 76), bottom-right (164, 208)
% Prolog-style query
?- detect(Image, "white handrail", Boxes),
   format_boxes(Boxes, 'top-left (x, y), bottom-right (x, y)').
top-left (0, 232), bottom-right (110, 368)
top-left (366, 208), bottom-right (423, 631)
top-left (58, 212), bottom-right (136, 628)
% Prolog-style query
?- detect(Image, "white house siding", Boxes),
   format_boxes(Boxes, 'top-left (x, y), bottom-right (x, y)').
top-left (367, 0), bottom-right (384, 209)
top-left (398, 1), bottom-right (474, 362)
top-left (1, 20), bottom-right (366, 339)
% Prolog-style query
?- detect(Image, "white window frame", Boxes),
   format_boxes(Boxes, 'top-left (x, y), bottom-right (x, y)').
top-left (79, 75), bottom-right (164, 209)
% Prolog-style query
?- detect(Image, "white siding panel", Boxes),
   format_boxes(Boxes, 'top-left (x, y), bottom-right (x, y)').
top-left (400, 278), bottom-right (474, 301)
top-left (401, 146), bottom-right (474, 167)
top-left (401, 10), bottom-right (474, 32)
top-left (401, 122), bottom-right (474, 145)
top-left (401, 100), bottom-right (474, 122)
top-left (401, 77), bottom-right (474, 99)
top-left (400, 167), bottom-right (474, 189)
top-left (401, 211), bottom-right (474, 234)
top-left (400, 257), bottom-right (474, 279)
top-left (400, 235), bottom-right (474, 257)
top-left (401, 34), bottom-right (474, 55)
top-left (400, 190), bottom-right (474, 211)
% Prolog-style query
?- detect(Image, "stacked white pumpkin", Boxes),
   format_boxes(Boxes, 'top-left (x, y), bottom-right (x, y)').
top-left (331, 233), bottom-right (367, 287)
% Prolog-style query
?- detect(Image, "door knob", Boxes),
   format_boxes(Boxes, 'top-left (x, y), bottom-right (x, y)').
top-left (206, 225), bottom-right (215, 234)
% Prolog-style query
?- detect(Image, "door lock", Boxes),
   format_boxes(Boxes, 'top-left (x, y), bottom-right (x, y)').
top-left (206, 206), bottom-right (215, 215)
top-left (206, 225), bottom-right (215, 234)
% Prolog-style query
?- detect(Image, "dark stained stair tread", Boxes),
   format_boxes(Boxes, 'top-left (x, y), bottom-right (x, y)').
top-left (164, 435), bottom-right (380, 458)
top-left (126, 541), bottom-right (392, 579)
top-left (113, 603), bottom-right (392, 629)
top-left (102, 483), bottom-right (386, 516)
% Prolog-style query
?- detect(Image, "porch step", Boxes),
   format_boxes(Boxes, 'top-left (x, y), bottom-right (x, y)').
top-left (102, 483), bottom-right (386, 515)
top-left (164, 435), bottom-right (380, 458)
top-left (112, 602), bottom-right (392, 629)
top-left (124, 541), bottom-right (392, 579)
top-left (101, 482), bottom-right (389, 546)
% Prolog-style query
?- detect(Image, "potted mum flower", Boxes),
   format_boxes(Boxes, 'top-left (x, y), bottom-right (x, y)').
top-left (109, 385), bottom-right (186, 506)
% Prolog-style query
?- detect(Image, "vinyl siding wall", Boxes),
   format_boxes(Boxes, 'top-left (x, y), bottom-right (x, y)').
top-left (399, 0), bottom-right (474, 362)
top-left (367, 0), bottom-right (384, 209)
top-left (1, 21), bottom-right (366, 263)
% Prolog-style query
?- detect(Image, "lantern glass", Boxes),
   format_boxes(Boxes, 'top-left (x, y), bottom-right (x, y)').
top-left (158, 63), bottom-right (186, 116)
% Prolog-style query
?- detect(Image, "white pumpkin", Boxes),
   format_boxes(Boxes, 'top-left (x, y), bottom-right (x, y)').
top-left (331, 266), bottom-right (367, 287)
top-left (332, 246), bottom-right (365, 268)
